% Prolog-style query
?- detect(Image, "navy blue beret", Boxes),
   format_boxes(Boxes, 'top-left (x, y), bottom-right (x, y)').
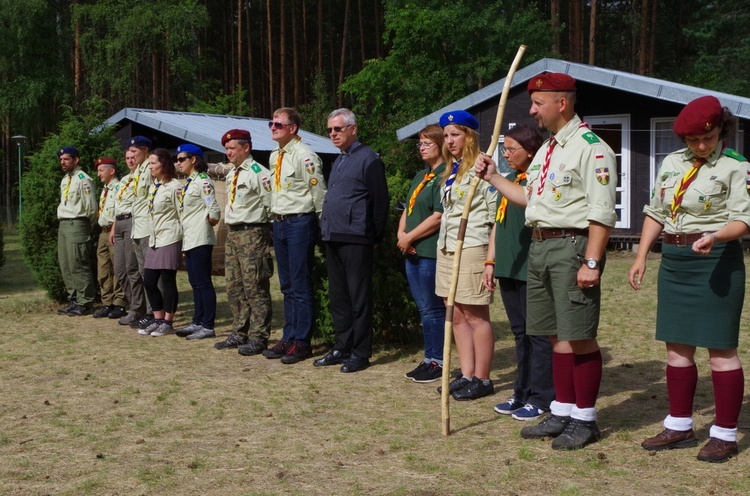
top-left (128, 136), bottom-right (152, 149)
top-left (176, 143), bottom-right (204, 158)
top-left (57, 146), bottom-right (79, 157)
top-left (439, 110), bottom-right (479, 130)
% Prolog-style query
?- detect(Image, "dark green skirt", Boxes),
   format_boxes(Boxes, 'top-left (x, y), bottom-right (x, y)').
top-left (656, 240), bottom-right (745, 349)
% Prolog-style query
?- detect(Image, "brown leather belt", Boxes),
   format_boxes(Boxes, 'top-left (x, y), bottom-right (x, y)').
top-left (101, 224), bottom-right (113, 233)
top-left (662, 232), bottom-right (703, 246)
top-left (116, 213), bottom-right (132, 221)
top-left (530, 228), bottom-right (588, 241)
top-left (274, 212), bottom-right (314, 222)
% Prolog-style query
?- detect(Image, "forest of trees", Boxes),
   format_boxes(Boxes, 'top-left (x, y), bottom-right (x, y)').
top-left (2, 0), bottom-right (750, 215)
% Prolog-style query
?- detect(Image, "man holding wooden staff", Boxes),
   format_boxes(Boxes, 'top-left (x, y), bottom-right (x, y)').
top-left (475, 72), bottom-right (617, 450)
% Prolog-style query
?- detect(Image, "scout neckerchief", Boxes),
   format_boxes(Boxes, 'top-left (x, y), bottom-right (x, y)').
top-left (496, 172), bottom-right (527, 222)
top-left (407, 171), bottom-right (436, 216)
top-left (99, 183), bottom-right (109, 215)
top-left (536, 122), bottom-right (589, 196)
top-left (274, 149), bottom-right (286, 191)
top-left (180, 173), bottom-right (194, 214)
top-left (228, 166), bottom-right (241, 211)
top-left (63, 173), bottom-right (73, 205)
top-left (132, 163), bottom-right (144, 198)
top-left (670, 157), bottom-right (707, 221)
top-left (148, 182), bottom-right (161, 215)
top-left (442, 160), bottom-right (461, 205)
top-left (117, 176), bottom-right (133, 201)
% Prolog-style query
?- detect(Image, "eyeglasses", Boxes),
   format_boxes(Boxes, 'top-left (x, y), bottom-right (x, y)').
top-left (500, 146), bottom-right (522, 155)
top-left (268, 121), bottom-right (291, 130)
top-left (327, 125), bottom-right (351, 134)
top-left (176, 156), bottom-right (192, 163)
top-left (416, 142), bottom-right (436, 149)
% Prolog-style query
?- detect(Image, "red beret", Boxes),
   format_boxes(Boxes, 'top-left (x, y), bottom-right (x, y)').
top-left (673, 96), bottom-right (723, 136)
top-left (95, 157), bottom-right (116, 166)
top-left (527, 71), bottom-right (576, 94)
top-left (221, 129), bottom-right (251, 146)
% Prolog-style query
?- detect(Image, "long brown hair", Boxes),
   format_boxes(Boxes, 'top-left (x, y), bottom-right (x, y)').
top-left (150, 148), bottom-right (177, 183)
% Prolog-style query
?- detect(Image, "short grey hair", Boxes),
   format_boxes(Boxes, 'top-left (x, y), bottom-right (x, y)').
top-left (328, 108), bottom-right (357, 126)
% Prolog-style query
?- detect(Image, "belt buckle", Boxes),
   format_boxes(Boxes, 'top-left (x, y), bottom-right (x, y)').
top-left (531, 228), bottom-right (543, 241)
top-left (675, 233), bottom-right (687, 247)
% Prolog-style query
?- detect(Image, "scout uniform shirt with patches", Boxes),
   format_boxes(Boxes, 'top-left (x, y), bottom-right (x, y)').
top-left (269, 136), bottom-right (327, 217)
top-left (114, 172), bottom-right (135, 216)
top-left (148, 179), bottom-right (183, 249)
top-left (644, 145), bottom-right (750, 233)
top-left (404, 162), bottom-right (446, 259)
top-left (180, 171), bottom-right (221, 251)
top-left (97, 178), bottom-right (120, 227)
top-left (130, 159), bottom-right (154, 239)
top-left (525, 115), bottom-right (618, 229)
top-left (437, 167), bottom-right (497, 252)
top-left (223, 156), bottom-right (272, 225)
top-left (57, 166), bottom-right (98, 222)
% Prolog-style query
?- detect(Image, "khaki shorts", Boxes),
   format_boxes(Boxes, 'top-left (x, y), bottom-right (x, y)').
top-left (436, 246), bottom-right (493, 306)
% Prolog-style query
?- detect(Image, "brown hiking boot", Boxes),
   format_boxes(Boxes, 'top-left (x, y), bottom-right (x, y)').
top-left (641, 428), bottom-right (697, 451)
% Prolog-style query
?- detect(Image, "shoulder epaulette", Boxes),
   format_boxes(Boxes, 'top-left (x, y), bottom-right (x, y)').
top-left (251, 163), bottom-right (262, 173)
top-left (723, 148), bottom-right (747, 162)
top-left (581, 132), bottom-right (600, 144)
top-left (78, 172), bottom-right (85, 179)
top-left (198, 172), bottom-right (209, 179)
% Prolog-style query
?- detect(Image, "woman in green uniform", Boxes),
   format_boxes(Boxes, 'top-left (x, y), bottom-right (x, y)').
top-left (175, 144), bottom-right (221, 340)
top-left (140, 148), bottom-right (183, 337)
top-left (629, 96), bottom-right (750, 463)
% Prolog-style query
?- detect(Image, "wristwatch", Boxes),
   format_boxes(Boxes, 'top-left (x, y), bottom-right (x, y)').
top-left (584, 258), bottom-right (600, 270)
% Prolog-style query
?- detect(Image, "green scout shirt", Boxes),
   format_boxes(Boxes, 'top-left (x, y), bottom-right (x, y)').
top-left (131, 159), bottom-right (154, 239)
top-left (404, 163), bottom-right (446, 259)
top-left (114, 172), bottom-right (135, 216)
top-left (57, 166), bottom-right (98, 222)
top-left (180, 171), bottom-right (221, 251)
top-left (526, 115), bottom-right (618, 229)
top-left (494, 170), bottom-right (531, 282)
top-left (223, 155), bottom-right (272, 225)
top-left (148, 180), bottom-right (183, 248)
top-left (437, 166), bottom-right (497, 252)
top-left (270, 136), bottom-right (327, 217)
top-left (97, 178), bottom-right (120, 227)
top-left (644, 145), bottom-right (750, 233)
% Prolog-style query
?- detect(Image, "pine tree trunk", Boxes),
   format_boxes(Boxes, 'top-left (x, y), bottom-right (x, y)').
top-left (280, 0), bottom-right (286, 107)
top-left (551, 0), bottom-right (560, 54)
top-left (588, 0), bottom-right (597, 65)
top-left (237, 0), bottom-right (243, 89)
top-left (337, 0), bottom-right (351, 107)
top-left (267, 0), bottom-right (274, 112)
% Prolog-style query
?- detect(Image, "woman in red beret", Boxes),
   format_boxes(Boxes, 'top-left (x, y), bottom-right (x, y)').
top-left (628, 95), bottom-right (750, 463)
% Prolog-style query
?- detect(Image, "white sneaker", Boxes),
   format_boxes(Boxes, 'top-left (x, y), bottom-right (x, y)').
top-left (139, 321), bottom-right (161, 335)
top-left (150, 323), bottom-right (176, 337)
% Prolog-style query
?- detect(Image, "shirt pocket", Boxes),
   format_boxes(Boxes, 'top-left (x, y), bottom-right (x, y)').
top-left (691, 181), bottom-right (726, 213)
top-left (657, 177), bottom-right (679, 207)
top-left (547, 173), bottom-right (573, 205)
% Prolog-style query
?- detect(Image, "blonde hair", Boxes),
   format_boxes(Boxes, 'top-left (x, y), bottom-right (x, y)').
top-left (441, 124), bottom-right (480, 184)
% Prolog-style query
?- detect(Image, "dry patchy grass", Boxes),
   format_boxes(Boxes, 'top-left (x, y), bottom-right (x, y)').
top-left (2, 236), bottom-right (750, 495)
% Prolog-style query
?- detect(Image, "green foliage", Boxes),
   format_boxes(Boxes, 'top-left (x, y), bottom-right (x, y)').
top-left (0, 222), bottom-right (4, 271)
top-left (299, 73), bottom-right (337, 137)
top-left (185, 85), bottom-right (253, 116)
top-left (19, 99), bottom-right (120, 302)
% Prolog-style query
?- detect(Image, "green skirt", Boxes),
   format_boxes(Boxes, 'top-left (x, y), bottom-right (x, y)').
top-left (656, 240), bottom-right (745, 349)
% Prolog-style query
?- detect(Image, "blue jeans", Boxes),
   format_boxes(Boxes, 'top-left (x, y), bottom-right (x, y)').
top-left (274, 214), bottom-right (317, 346)
top-left (405, 254), bottom-right (445, 362)
top-left (185, 244), bottom-right (216, 329)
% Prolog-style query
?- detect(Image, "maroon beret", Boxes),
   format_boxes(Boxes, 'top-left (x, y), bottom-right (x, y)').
top-left (673, 96), bottom-right (723, 136)
top-left (95, 157), bottom-right (116, 167)
top-left (221, 129), bottom-right (251, 146)
top-left (527, 71), bottom-right (576, 94)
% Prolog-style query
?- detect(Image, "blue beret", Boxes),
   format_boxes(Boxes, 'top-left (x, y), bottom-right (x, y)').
top-left (57, 146), bottom-right (79, 157)
top-left (176, 143), bottom-right (204, 158)
top-left (128, 136), bottom-right (152, 149)
top-left (439, 110), bottom-right (479, 130)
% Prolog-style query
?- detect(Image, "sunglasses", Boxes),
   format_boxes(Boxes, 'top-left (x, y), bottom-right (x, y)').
top-left (268, 121), bottom-right (291, 130)
top-left (176, 156), bottom-right (192, 163)
top-left (327, 125), bottom-right (351, 134)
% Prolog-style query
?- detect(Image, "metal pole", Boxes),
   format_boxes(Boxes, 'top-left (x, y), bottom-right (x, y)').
top-left (11, 135), bottom-right (27, 221)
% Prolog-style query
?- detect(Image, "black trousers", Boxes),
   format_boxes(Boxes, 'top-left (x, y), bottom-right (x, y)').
top-left (325, 242), bottom-right (374, 359)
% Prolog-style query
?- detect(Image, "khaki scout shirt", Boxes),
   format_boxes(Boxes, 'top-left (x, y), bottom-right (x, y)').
top-left (97, 178), bottom-right (120, 227)
top-left (57, 167), bottom-right (98, 222)
top-left (148, 180), bottom-right (183, 248)
top-left (525, 115), bottom-right (618, 229)
top-left (223, 155), bottom-right (272, 225)
top-left (114, 172), bottom-right (135, 216)
top-left (437, 167), bottom-right (497, 252)
top-left (644, 146), bottom-right (750, 233)
top-left (131, 159), bottom-right (154, 239)
top-left (269, 136), bottom-right (327, 216)
top-left (180, 171), bottom-right (221, 251)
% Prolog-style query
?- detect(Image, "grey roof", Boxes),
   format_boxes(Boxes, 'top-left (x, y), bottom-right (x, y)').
top-left (103, 108), bottom-right (339, 154)
top-left (397, 58), bottom-right (750, 140)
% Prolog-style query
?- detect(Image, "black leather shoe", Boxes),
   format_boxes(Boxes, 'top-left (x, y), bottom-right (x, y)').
top-left (451, 377), bottom-right (494, 401)
top-left (340, 355), bottom-right (370, 373)
top-left (57, 302), bottom-right (75, 315)
top-left (67, 304), bottom-right (93, 316)
top-left (313, 350), bottom-right (350, 367)
top-left (107, 306), bottom-right (127, 319)
top-left (92, 306), bottom-right (113, 318)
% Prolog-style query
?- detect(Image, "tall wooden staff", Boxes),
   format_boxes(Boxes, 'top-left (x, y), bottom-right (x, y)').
top-left (441, 45), bottom-right (526, 436)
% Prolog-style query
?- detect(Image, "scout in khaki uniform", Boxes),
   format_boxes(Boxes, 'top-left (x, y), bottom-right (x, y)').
top-left (264, 107), bottom-right (327, 364)
top-left (629, 96), bottom-right (750, 463)
top-left (93, 157), bottom-right (128, 319)
top-left (476, 72), bottom-right (617, 450)
top-left (214, 129), bottom-right (274, 355)
top-left (111, 149), bottom-right (147, 325)
top-left (56, 146), bottom-right (98, 316)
